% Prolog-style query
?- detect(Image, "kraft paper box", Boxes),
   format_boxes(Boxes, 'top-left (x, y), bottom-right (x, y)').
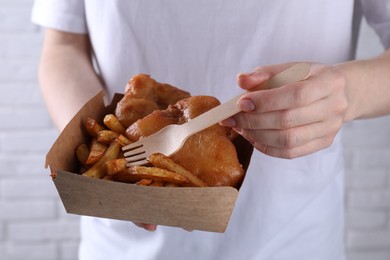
top-left (45, 91), bottom-right (253, 233)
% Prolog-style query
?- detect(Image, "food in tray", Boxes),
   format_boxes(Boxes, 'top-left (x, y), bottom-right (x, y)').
top-left (76, 74), bottom-right (245, 188)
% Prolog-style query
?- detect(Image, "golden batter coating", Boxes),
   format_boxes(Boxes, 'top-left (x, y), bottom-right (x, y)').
top-left (115, 74), bottom-right (190, 127)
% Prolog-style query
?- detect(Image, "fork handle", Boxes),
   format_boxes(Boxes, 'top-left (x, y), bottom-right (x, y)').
top-left (185, 63), bottom-right (311, 134)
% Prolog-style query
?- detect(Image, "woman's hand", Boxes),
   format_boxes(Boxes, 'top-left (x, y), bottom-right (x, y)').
top-left (220, 63), bottom-right (348, 159)
top-left (134, 222), bottom-right (158, 231)
top-left (133, 223), bottom-right (192, 232)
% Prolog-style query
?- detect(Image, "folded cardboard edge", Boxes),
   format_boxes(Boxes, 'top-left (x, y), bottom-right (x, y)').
top-left (45, 90), bottom-right (107, 172)
top-left (55, 170), bottom-right (238, 233)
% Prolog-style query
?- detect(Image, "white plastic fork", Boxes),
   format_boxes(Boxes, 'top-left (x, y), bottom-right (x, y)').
top-left (122, 63), bottom-right (311, 166)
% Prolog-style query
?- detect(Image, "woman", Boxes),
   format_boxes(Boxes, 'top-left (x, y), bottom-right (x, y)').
top-left (32, 1), bottom-right (390, 259)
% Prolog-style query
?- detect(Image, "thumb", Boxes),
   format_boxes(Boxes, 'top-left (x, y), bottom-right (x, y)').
top-left (237, 62), bottom-right (296, 91)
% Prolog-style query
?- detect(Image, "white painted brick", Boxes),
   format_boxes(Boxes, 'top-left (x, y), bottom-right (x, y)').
top-left (0, 106), bottom-right (52, 130)
top-left (0, 0), bottom-right (35, 8)
top-left (346, 117), bottom-right (390, 129)
top-left (345, 166), bottom-right (388, 176)
top-left (342, 127), bottom-right (390, 148)
top-left (60, 241), bottom-right (79, 260)
top-left (355, 148), bottom-right (390, 168)
top-left (2, 32), bottom-right (43, 59)
top-left (346, 210), bottom-right (388, 230)
top-left (347, 190), bottom-right (390, 209)
top-left (57, 203), bottom-right (82, 222)
top-left (0, 128), bottom-right (59, 153)
top-left (0, 7), bottom-right (36, 32)
top-left (0, 222), bottom-right (4, 241)
top-left (0, 60), bottom-right (39, 81)
top-left (0, 44), bottom-right (5, 57)
top-left (0, 82), bottom-right (43, 105)
top-left (0, 243), bottom-right (5, 260)
top-left (0, 154), bottom-right (47, 176)
top-left (0, 199), bottom-right (56, 220)
top-left (388, 218), bottom-right (390, 230)
top-left (345, 168), bottom-right (388, 189)
top-left (347, 230), bottom-right (390, 250)
top-left (347, 250), bottom-right (390, 260)
top-left (0, 0), bottom-right (34, 3)
top-left (342, 117), bottom-right (390, 145)
top-left (342, 149), bottom-right (355, 169)
top-left (7, 220), bottom-right (80, 241)
top-left (3, 242), bottom-right (58, 260)
top-left (388, 174), bottom-right (390, 188)
top-left (0, 177), bottom-right (58, 198)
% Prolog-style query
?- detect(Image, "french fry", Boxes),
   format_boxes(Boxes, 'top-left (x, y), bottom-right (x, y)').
top-left (116, 134), bottom-right (132, 147)
top-left (80, 114), bottom-right (209, 188)
top-left (97, 130), bottom-right (119, 145)
top-left (75, 143), bottom-right (90, 165)
top-left (164, 183), bottom-right (179, 187)
top-left (106, 158), bottom-right (127, 175)
top-left (85, 139), bottom-right (107, 165)
top-left (83, 139), bottom-right (121, 179)
top-left (135, 179), bottom-right (153, 186)
top-left (149, 181), bottom-right (164, 187)
top-left (103, 175), bottom-right (113, 181)
top-left (85, 117), bottom-right (105, 137)
top-left (104, 114), bottom-right (126, 135)
top-left (148, 153), bottom-right (208, 187)
top-left (112, 166), bottom-right (189, 184)
top-left (134, 179), bottom-right (164, 187)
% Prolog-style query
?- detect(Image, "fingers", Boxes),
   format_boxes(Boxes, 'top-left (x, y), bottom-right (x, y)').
top-left (238, 76), bottom-right (334, 114)
top-left (133, 223), bottom-right (193, 233)
top-left (237, 117), bottom-right (342, 150)
top-left (232, 95), bottom-right (345, 159)
top-left (237, 71), bottom-right (272, 91)
top-left (224, 63), bottom-right (348, 159)
top-left (253, 135), bottom-right (336, 159)
top-left (237, 63), bottom-right (296, 91)
top-left (236, 63), bottom-right (343, 113)
top-left (233, 94), bottom-right (344, 130)
top-left (134, 222), bottom-right (157, 231)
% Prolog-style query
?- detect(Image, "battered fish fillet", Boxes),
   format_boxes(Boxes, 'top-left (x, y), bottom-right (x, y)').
top-left (125, 96), bottom-right (244, 188)
top-left (115, 74), bottom-right (190, 128)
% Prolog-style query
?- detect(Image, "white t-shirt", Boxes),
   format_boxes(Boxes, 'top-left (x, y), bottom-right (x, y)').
top-left (32, 1), bottom-right (390, 260)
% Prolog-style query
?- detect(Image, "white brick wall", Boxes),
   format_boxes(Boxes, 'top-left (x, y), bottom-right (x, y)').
top-left (344, 19), bottom-right (390, 259)
top-left (0, 1), bottom-right (81, 260)
top-left (0, 2), bottom-right (389, 259)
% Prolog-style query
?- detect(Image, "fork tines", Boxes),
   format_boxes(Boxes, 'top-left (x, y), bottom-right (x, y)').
top-left (123, 144), bottom-right (149, 166)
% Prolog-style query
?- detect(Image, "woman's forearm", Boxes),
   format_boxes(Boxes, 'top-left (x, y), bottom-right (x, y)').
top-left (338, 48), bottom-right (390, 121)
top-left (39, 29), bottom-right (104, 131)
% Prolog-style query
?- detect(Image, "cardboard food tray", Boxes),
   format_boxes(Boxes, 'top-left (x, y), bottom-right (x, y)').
top-left (46, 91), bottom-right (253, 233)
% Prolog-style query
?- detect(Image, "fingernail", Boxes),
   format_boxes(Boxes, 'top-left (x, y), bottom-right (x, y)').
top-left (220, 118), bottom-right (236, 127)
top-left (236, 73), bottom-right (249, 86)
top-left (238, 99), bottom-right (256, 112)
top-left (145, 224), bottom-right (157, 231)
top-left (236, 72), bottom-right (250, 79)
